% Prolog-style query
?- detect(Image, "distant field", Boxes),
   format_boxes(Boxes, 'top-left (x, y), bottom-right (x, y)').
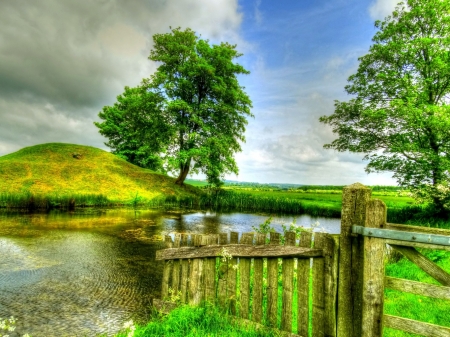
top-left (229, 189), bottom-right (415, 209)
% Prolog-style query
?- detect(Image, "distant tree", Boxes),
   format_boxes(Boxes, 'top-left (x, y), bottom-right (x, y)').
top-left (96, 27), bottom-right (253, 186)
top-left (320, 0), bottom-right (450, 214)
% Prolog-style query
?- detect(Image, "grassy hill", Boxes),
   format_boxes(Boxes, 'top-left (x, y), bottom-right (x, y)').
top-left (0, 143), bottom-right (199, 205)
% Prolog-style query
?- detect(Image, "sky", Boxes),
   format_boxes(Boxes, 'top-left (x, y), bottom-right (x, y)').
top-left (0, 0), bottom-right (401, 185)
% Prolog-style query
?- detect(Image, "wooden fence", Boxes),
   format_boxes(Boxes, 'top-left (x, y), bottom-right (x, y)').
top-left (153, 183), bottom-right (450, 337)
top-left (154, 230), bottom-right (339, 336)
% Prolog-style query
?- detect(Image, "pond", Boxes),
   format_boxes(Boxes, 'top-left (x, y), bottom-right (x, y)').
top-left (0, 209), bottom-right (341, 337)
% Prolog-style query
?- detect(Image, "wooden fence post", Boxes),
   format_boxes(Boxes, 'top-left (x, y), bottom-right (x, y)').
top-left (361, 199), bottom-right (386, 337)
top-left (338, 183), bottom-right (371, 337)
top-left (298, 231), bottom-right (312, 336)
top-left (252, 233), bottom-right (266, 323)
top-left (239, 232), bottom-right (254, 319)
top-left (281, 231), bottom-right (296, 332)
top-left (161, 235), bottom-right (174, 300)
top-left (267, 231), bottom-right (280, 328)
top-left (227, 231), bottom-right (239, 315)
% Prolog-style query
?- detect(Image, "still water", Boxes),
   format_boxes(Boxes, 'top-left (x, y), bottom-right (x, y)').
top-left (0, 209), bottom-right (340, 337)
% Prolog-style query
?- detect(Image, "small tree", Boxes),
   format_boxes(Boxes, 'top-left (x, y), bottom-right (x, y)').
top-left (96, 27), bottom-right (253, 186)
top-left (320, 0), bottom-right (450, 214)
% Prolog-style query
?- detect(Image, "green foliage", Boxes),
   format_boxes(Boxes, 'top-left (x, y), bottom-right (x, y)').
top-left (94, 86), bottom-right (169, 171)
top-left (320, 0), bottom-right (450, 215)
top-left (96, 27), bottom-right (253, 186)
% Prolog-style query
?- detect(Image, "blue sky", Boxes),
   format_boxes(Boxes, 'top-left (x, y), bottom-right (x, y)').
top-left (0, 0), bottom-right (400, 185)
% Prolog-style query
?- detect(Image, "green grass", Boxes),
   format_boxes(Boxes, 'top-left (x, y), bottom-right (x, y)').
top-left (0, 143), bottom-right (199, 208)
top-left (113, 304), bottom-right (279, 337)
top-left (384, 249), bottom-right (450, 336)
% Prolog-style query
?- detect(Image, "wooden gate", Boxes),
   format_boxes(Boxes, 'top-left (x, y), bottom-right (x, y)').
top-left (341, 183), bottom-right (450, 337)
top-left (154, 230), bottom-right (339, 336)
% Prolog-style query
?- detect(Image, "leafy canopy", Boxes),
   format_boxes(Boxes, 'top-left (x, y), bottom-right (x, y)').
top-left (95, 28), bottom-right (253, 186)
top-left (320, 0), bottom-right (450, 213)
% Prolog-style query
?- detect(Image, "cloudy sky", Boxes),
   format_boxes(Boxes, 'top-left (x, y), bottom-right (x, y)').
top-left (0, 0), bottom-right (400, 185)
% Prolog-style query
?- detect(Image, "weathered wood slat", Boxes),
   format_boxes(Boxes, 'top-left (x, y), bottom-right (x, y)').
top-left (384, 239), bottom-right (450, 252)
top-left (385, 276), bottom-right (450, 300)
top-left (239, 233), bottom-right (254, 319)
top-left (217, 233), bottom-right (229, 308)
top-left (386, 223), bottom-right (450, 236)
top-left (267, 232), bottom-right (280, 328)
top-left (361, 199), bottom-right (386, 337)
top-left (227, 232), bottom-right (239, 315)
top-left (338, 183), bottom-right (371, 337)
top-left (180, 234), bottom-right (189, 303)
top-left (384, 314), bottom-right (450, 337)
top-left (171, 234), bottom-right (181, 292)
top-left (252, 233), bottom-right (265, 323)
top-left (319, 233), bottom-right (339, 337)
top-left (353, 225), bottom-right (450, 247)
top-left (312, 234), bottom-right (325, 337)
top-left (204, 235), bottom-right (218, 303)
top-left (188, 235), bottom-right (204, 305)
top-left (281, 231), bottom-right (296, 333)
top-left (297, 231), bottom-right (312, 337)
top-left (390, 245), bottom-right (450, 286)
top-left (161, 235), bottom-right (174, 300)
top-left (156, 245), bottom-right (323, 260)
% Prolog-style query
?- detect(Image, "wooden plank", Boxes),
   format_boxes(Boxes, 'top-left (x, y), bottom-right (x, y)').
top-left (239, 232), bottom-right (254, 319)
top-left (188, 235), bottom-right (204, 305)
top-left (217, 233), bottom-right (229, 309)
top-left (161, 235), bottom-right (174, 300)
top-left (227, 231), bottom-right (239, 315)
top-left (204, 235), bottom-right (218, 303)
top-left (312, 234), bottom-right (325, 337)
top-left (180, 234), bottom-right (189, 303)
top-left (390, 245), bottom-right (450, 286)
top-left (219, 233), bottom-right (228, 245)
top-left (386, 223), bottom-right (450, 237)
top-left (156, 245), bottom-right (323, 260)
top-left (384, 314), bottom-right (450, 337)
top-left (338, 183), bottom-right (371, 337)
top-left (314, 232), bottom-right (339, 337)
top-left (297, 231), bottom-right (312, 337)
top-left (385, 276), bottom-right (450, 300)
top-left (384, 239), bottom-right (450, 252)
top-left (281, 231), bottom-right (296, 333)
top-left (267, 232), bottom-right (280, 328)
top-left (171, 234), bottom-right (181, 293)
top-left (319, 234), bottom-right (339, 337)
top-left (353, 225), bottom-right (450, 247)
top-left (361, 199), bottom-right (386, 337)
top-left (252, 233), bottom-right (265, 324)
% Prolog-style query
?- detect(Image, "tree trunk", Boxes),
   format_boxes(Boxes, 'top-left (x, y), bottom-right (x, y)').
top-left (175, 160), bottom-right (190, 186)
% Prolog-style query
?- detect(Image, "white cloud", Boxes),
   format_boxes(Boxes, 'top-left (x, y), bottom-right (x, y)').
top-left (369, 0), bottom-right (400, 21)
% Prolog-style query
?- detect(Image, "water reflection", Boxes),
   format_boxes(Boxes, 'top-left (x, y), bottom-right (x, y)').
top-left (0, 209), bottom-right (340, 336)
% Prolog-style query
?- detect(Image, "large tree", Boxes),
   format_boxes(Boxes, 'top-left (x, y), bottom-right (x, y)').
top-left (320, 0), bottom-right (450, 214)
top-left (96, 28), bottom-right (253, 186)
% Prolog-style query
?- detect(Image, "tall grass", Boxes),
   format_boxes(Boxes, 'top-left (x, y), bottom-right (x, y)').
top-left (113, 304), bottom-right (278, 337)
top-left (0, 192), bottom-right (112, 210)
